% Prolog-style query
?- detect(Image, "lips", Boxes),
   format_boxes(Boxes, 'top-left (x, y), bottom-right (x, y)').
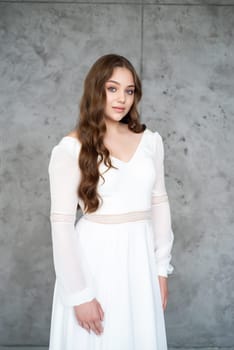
top-left (113, 107), bottom-right (125, 111)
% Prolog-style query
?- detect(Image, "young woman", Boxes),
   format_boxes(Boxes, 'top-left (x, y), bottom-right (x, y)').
top-left (48, 53), bottom-right (174, 350)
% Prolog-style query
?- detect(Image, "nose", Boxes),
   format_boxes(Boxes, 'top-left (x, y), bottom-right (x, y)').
top-left (117, 89), bottom-right (126, 103)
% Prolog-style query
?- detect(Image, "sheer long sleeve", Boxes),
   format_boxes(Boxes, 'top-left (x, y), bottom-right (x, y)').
top-left (48, 143), bottom-right (95, 306)
top-left (151, 132), bottom-right (174, 277)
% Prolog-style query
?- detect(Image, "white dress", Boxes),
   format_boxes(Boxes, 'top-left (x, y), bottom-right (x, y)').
top-left (48, 128), bottom-right (174, 350)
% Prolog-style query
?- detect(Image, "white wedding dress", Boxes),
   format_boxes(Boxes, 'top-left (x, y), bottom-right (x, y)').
top-left (48, 128), bottom-right (174, 350)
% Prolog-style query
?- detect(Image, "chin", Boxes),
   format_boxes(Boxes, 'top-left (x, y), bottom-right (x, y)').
top-left (105, 114), bottom-right (125, 123)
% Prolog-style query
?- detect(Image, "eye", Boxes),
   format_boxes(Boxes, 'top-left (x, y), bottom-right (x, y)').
top-left (107, 86), bottom-right (117, 92)
top-left (127, 89), bottom-right (135, 95)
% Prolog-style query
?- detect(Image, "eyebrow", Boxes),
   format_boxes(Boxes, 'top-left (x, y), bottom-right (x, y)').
top-left (106, 80), bottom-right (135, 88)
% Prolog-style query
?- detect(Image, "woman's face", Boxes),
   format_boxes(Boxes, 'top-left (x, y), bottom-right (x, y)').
top-left (104, 67), bottom-right (135, 123)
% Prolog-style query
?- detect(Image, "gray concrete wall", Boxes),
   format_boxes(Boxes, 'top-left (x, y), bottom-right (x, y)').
top-left (0, 0), bottom-right (233, 348)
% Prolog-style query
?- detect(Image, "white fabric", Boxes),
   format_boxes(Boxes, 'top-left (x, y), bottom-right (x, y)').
top-left (83, 209), bottom-right (151, 224)
top-left (48, 128), bottom-right (174, 350)
top-left (48, 145), bottom-right (95, 306)
top-left (151, 133), bottom-right (174, 277)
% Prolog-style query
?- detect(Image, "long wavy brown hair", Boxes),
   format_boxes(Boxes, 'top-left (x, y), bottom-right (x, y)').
top-left (74, 54), bottom-right (146, 213)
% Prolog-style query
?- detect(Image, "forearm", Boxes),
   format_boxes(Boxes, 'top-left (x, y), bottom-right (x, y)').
top-left (151, 197), bottom-right (174, 277)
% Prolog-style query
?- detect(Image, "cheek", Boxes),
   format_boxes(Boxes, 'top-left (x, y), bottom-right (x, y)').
top-left (105, 92), bottom-right (113, 106)
top-left (127, 95), bottom-right (134, 106)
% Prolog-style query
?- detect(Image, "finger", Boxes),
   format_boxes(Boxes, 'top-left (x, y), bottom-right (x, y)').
top-left (94, 319), bottom-right (104, 334)
top-left (89, 321), bottom-right (100, 335)
top-left (79, 321), bottom-right (84, 328)
top-left (90, 320), bottom-right (103, 335)
top-left (97, 303), bottom-right (105, 321)
top-left (82, 321), bottom-right (91, 334)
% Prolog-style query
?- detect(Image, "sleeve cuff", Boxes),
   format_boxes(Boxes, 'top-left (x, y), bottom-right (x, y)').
top-left (57, 283), bottom-right (95, 307)
top-left (157, 263), bottom-right (174, 278)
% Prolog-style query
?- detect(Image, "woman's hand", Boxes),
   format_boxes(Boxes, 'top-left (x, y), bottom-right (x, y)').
top-left (158, 276), bottom-right (168, 311)
top-left (74, 298), bottom-right (104, 335)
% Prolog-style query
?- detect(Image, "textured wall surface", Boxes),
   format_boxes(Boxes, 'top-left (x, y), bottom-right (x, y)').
top-left (0, 0), bottom-right (233, 348)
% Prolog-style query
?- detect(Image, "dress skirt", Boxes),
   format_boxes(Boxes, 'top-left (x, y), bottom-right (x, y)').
top-left (49, 215), bottom-right (168, 350)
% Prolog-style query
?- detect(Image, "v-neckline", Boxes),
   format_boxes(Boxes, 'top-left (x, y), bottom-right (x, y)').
top-left (62, 129), bottom-right (147, 165)
top-left (109, 129), bottom-right (147, 165)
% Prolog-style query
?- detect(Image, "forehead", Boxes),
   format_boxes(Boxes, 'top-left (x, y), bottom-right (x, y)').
top-left (107, 67), bottom-right (134, 84)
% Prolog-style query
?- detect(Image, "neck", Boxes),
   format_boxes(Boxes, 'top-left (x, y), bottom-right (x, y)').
top-left (104, 118), bottom-right (126, 136)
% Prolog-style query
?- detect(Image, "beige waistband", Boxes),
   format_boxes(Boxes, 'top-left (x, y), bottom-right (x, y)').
top-left (83, 209), bottom-right (151, 224)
